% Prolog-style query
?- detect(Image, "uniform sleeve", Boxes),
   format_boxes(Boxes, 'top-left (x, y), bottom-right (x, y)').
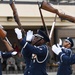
top-left (2, 52), bottom-right (12, 59)
top-left (20, 37), bottom-right (26, 47)
top-left (21, 46), bottom-right (32, 57)
top-left (59, 52), bottom-right (75, 65)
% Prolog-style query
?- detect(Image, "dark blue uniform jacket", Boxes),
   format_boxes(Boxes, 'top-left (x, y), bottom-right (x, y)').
top-left (0, 51), bottom-right (13, 75)
top-left (21, 38), bottom-right (49, 75)
top-left (57, 48), bottom-right (75, 75)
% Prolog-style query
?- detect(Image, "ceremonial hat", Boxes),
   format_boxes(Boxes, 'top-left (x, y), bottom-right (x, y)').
top-left (65, 37), bottom-right (74, 47)
top-left (34, 30), bottom-right (50, 42)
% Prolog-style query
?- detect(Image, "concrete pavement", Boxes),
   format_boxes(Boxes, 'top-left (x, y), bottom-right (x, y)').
top-left (3, 72), bottom-right (57, 75)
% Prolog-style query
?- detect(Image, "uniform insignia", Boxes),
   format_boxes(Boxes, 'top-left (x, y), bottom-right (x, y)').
top-left (32, 54), bottom-right (37, 63)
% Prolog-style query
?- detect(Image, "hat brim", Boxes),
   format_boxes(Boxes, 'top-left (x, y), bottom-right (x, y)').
top-left (37, 30), bottom-right (50, 42)
top-left (34, 34), bottom-right (44, 38)
top-left (65, 39), bottom-right (71, 44)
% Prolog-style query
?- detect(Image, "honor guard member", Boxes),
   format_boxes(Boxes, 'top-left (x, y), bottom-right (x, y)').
top-left (52, 37), bottom-right (75, 75)
top-left (0, 28), bottom-right (17, 75)
top-left (15, 28), bottom-right (50, 75)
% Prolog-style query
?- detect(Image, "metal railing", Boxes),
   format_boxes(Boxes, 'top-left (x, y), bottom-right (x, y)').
top-left (50, 0), bottom-right (75, 5)
top-left (0, 0), bottom-right (75, 5)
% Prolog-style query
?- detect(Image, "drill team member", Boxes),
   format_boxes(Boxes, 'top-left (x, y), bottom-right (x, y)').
top-left (15, 28), bottom-right (50, 75)
top-left (52, 37), bottom-right (75, 75)
top-left (0, 27), bottom-right (17, 75)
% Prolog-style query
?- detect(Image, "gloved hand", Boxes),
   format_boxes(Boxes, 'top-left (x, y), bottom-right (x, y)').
top-left (11, 51), bottom-right (17, 55)
top-left (14, 28), bottom-right (22, 39)
top-left (26, 30), bottom-right (33, 42)
top-left (58, 38), bottom-right (62, 46)
top-left (52, 44), bottom-right (62, 55)
top-left (0, 25), bottom-right (3, 29)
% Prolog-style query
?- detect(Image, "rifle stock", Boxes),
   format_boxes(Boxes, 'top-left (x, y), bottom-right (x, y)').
top-left (10, 0), bottom-right (25, 33)
top-left (40, 1), bottom-right (59, 15)
top-left (41, 1), bottom-right (75, 23)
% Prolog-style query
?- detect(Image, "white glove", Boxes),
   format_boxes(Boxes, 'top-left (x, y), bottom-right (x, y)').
top-left (26, 30), bottom-right (33, 42)
top-left (14, 28), bottom-right (22, 39)
top-left (58, 38), bottom-right (62, 46)
top-left (0, 25), bottom-right (3, 29)
top-left (52, 44), bottom-right (62, 55)
top-left (11, 51), bottom-right (17, 55)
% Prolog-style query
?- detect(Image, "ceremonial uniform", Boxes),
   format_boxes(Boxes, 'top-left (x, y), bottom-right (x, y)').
top-left (21, 40), bottom-right (49, 75)
top-left (14, 29), bottom-right (50, 75)
top-left (57, 48), bottom-right (73, 75)
top-left (0, 26), bottom-right (17, 75)
top-left (52, 37), bottom-right (75, 75)
top-left (0, 51), bottom-right (14, 75)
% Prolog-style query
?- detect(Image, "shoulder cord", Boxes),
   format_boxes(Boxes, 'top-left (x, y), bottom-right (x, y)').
top-left (36, 46), bottom-right (49, 63)
top-left (21, 43), bottom-right (49, 64)
top-left (21, 42), bottom-right (28, 55)
top-left (69, 49), bottom-right (72, 57)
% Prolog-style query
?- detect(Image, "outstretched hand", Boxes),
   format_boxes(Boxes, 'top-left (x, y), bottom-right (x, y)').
top-left (11, 51), bottom-right (17, 55)
top-left (52, 44), bottom-right (62, 55)
top-left (26, 30), bottom-right (33, 42)
top-left (14, 28), bottom-right (22, 39)
top-left (58, 38), bottom-right (62, 46)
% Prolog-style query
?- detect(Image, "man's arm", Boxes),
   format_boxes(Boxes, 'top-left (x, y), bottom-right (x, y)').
top-left (52, 44), bottom-right (75, 65)
top-left (59, 53), bottom-right (75, 65)
top-left (2, 39), bottom-right (13, 52)
top-left (1, 39), bottom-right (17, 58)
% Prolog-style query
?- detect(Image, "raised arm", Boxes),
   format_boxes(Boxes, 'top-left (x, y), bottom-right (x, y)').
top-left (2, 39), bottom-right (13, 52)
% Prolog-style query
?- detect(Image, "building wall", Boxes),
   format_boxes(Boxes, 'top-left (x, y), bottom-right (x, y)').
top-left (0, 4), bottom-right (75, 28)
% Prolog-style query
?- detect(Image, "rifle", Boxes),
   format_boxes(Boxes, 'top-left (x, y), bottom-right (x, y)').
top-left (49, 14), bottom-right (57, 60)
top-left (0, 25), bottom-right (12, 47)
top-left (9, 0), bottom-right (25, 35)
top-left (37, 1), bottom-right (49, 37)
top-left (40, 1), bottom-right (75, 23)
top-left (38, 2), bottom-right (57, 61)
top-left (38, 1), bottom-right (57, 43)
